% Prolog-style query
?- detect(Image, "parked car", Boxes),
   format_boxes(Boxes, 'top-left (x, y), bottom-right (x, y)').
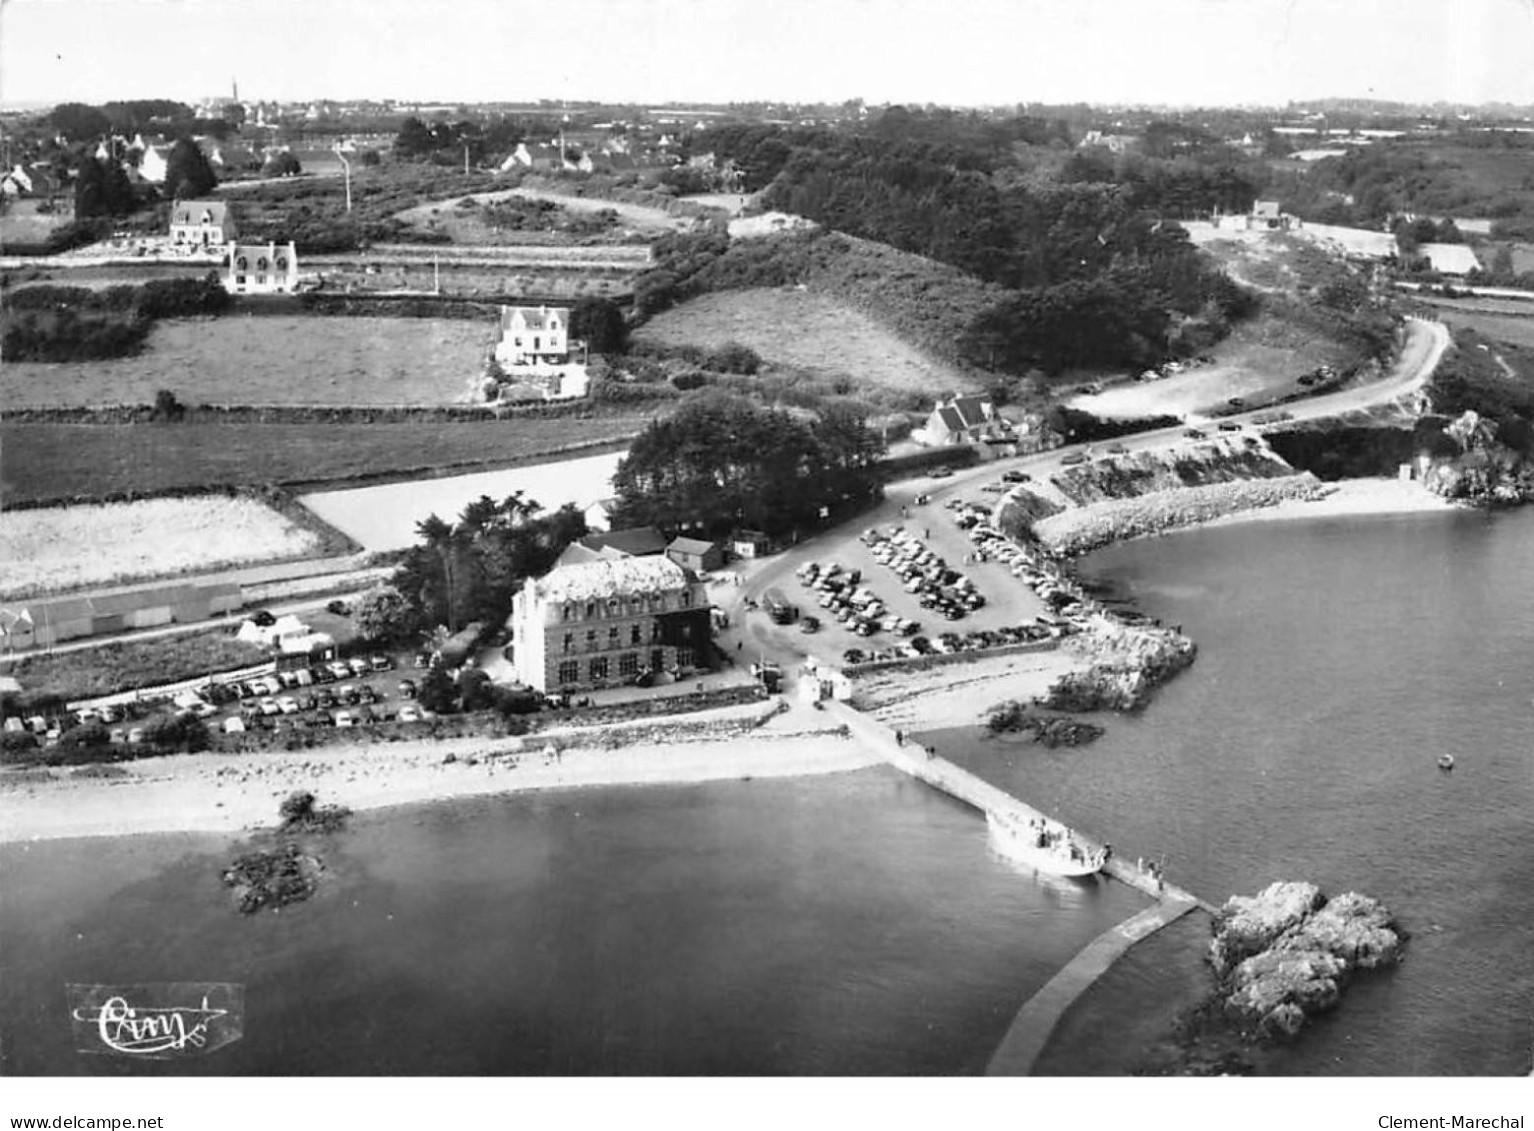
top-left (334, 711), bottom-right (354, 729)
top-left (1001, 470), bottom-right (1032, 483)
top-left (398, 679), bottom-right (417, 699)
top-left (1218, 422), bottom-right (1243, 432)
top-left (326, 599), bottom-right (351, 616)
top-left (1106, 442), bottom-right (1129, 455)
top-left (369, 654), bottom-right (393, 672)
top-left (223, 716), bottom-right (246, 734)
top-left (1183, 428), bottom-right (1206, 440)
top-left (1060, 452), bottom-right (1086, 465)
top-left (397, 706), bottom-right (422, 724)
top-left (800, 616), bottom-right (821, 634)
top-left (278, 696), bottom-right (300, 715)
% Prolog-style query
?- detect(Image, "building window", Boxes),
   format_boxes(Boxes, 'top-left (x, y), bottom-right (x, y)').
top-left (630, 624), bottom-right (642, 645)
top-left (589, 656), bottom-right (609, 682)
top-left (236, 275), bottom-right (246, 285)
top-left (586, 602), bottom-right (596, 619)
top-left (562, 602), bottom-right (574, 622)
top-left (257, 258), bottom-right (269, 271)
top-left (618, 653), bottom-right (638, 677)
top-left (608, 626), bottom-right (619, 648)
top-left (257, 276), bottom-right (266, 286)
top-left (630, 598), bottom-right (642, 615)
top-left (557, 661), bottom-right (579, 686)
top-left (676, 648), bottom-right (693, 668)
top-left (586, 630), bottom-right (597, 652)
top-left (607, 597), bottom-right (620, 615)
top-left (563, 633), bottom-right (573, 654)
top-left (651, 622), bottom-right (662, 641)
top-left (275, 256), bottom-right (287, 270)
top-left (681, 589), bottom-right (691, 607)
top-left (237, 257), bottom-right (248, 270)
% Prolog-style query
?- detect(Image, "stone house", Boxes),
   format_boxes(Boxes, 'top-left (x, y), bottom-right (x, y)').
top-left (507, 556), bottom-right (710, 692)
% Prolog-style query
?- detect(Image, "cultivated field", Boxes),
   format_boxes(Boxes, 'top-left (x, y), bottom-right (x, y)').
top-left (1, 417), bottom-right (649, 505)
top-left (1, 315), bottom-right (494, 409)
top-left (300, 449), bottom-right (627, 552)
top-left (0, 496), bottom-right (319, 598)
top-left (632, 288), bottom-right (976, 396)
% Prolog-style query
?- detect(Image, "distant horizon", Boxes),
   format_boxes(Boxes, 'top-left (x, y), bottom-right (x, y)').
top-left (4, 0), bottom-right (1532, 110)
top-left (4, 94), bottom-right (1534, 118)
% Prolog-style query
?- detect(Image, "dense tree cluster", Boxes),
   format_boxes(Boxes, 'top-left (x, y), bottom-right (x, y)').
top-left (567, 296), bottom-right (629, 354)
top-left (610, 392), bottom-right (883, 537)
top-left (163, 137), bottom-right (219, 199)
top-left (3, 276), bottom-right (231, 362)
top-left (73, 156), bottom-right (137, 218)
top-left (393, 493), bottom-right (589, 635)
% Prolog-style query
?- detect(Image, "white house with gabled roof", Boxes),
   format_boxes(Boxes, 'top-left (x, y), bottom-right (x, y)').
top-left (225, 241), bottom-right (299, 294)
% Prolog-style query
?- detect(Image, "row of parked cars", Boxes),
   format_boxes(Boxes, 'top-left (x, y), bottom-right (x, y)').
top-left (794, 560), bottom-right (920, 638)
top-left (862, 526), bottom-right (986, 622)
top-left (840, 619), bottom-right (1059, 667)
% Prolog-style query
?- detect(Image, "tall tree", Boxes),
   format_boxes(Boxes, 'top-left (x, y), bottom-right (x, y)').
top-left (568, 296), bottom-right (629, 354)
top-left (163, 137), bottom-right (218, 199)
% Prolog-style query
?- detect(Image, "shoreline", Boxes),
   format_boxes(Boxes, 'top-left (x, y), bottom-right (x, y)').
top-left (0, 701), bottom-right (882, 846)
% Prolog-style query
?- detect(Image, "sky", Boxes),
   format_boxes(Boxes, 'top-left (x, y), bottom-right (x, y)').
top-left (3, 0), bottom-right (1534, 110)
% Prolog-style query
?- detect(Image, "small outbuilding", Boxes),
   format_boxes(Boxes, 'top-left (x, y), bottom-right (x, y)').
top-left (666, 536), bottom-right (723, 574)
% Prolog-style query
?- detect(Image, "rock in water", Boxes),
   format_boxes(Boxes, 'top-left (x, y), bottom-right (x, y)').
top-left (1208, 882), bottom-right (1403, 1040)
top-left (1209, 881), bottom-right (1325, 975)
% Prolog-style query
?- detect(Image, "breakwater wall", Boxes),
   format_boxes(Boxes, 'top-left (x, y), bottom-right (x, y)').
top-left (820, 698), bottom-right (1214, 1075)
top-left (1032, 474), bottom-right (1330, 556)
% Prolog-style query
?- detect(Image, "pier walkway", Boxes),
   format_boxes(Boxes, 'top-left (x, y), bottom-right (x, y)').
top-left (822, 699), bottom-right (1217, 1074)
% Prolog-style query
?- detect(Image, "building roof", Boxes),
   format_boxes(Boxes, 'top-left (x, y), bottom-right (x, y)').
top-left (556, 543), bottom-right (604, 567)
top-left (667, 536), bottom-right (717, 556)
top-left (171, 200), bottom-right (230, 227)
top-left (580, 526), bottom-right (668, 558)
top-left (949, 394), bottom-right (991, 429)
top-left (532, 556), bottom-right (689, 604)
top-left (230, 242), bottom-right (297, 268)
top-left (1252, 200), bottom-right (1282, 219)
top-left (932, 406), bottom-right (961, 433)
top-left (500, 305), bottom-right (568, 333)
top-left (16, 595), bottom-right (96, 623)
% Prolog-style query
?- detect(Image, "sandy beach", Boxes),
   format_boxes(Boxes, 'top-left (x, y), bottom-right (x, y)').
top-left (0, 699), bottom-right (883, 845)
top-left (1199, 476), bottom-right (1460, 528)
top-left (851, 648), bottom-right (1086, 732)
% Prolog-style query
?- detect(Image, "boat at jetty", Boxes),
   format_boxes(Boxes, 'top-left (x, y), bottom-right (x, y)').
top-left (988, 815), bottom-right (1106, 877)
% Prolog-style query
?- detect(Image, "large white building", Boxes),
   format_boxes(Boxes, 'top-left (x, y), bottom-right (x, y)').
top-left (507, 556), bottom-right (710, 692)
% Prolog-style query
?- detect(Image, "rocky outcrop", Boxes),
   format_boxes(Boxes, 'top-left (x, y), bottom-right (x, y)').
top-left (1033, 475), bottom-right (1331, 556)
top-left (985, 701), bottom-right (1104, 746)
top-left (1049, 437), bottom-right (1295, 507)
top-left (1042, 616), bottom-right (1198, 712)
top-left (1209, 882), bottom-right (1403, 1039)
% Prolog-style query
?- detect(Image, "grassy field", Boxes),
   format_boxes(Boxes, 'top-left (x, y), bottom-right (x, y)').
top-left (1441, 310), bottom-right (1534, 349)
top-left (1, 629), bottom-right (266, 702)
top-left (0, 496), bottom-right (320, 599)
top-left (1, 416), bottom-right (649, 505)
top-left (0, 201), bottom-right (72, 245)
top-left (2, 315), bottom-right (494, 409)
top-left (633, 288), bottom-right (977, 397)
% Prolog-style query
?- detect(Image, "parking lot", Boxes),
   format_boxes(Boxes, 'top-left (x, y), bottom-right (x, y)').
top-left (739, 476), bottom-right (1057, 669)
